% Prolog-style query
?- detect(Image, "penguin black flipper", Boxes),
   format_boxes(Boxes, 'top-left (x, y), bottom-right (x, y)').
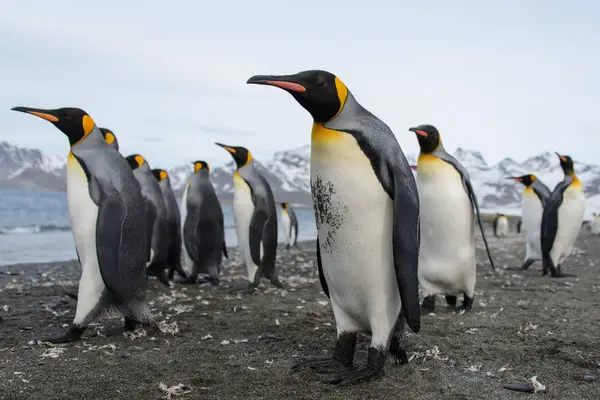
top-left (541, 179), bottom-right (571, 261)
top-left (290, 210), bottom-right (299, 247)
top-left (222, 242), bottom-right (229, 259)
top-left (248, 198), bottom-right (270, 267)
top-left (144, 199), bottom-right (157, 262)
top-left (182, 211), bottom-right (201, 267)
top-left (316, 237), bottom-right (329, 298)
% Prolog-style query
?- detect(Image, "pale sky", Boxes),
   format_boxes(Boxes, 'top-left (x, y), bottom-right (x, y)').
top-left (1, 0), bottom-right (598, 169)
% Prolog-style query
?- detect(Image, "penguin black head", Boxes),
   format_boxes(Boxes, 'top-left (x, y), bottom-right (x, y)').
top-left (409, 125), bottom-right (441, 154)
top-left (192, 160), bottom-right (210, 173)
top-left (151, 168), bottom-right (168, 182)
top-left (507, 174), bottom-right (536, 187)
top-left (215, 143), bottom-right (252, 169)
top-left (246, 70), bottom-right (348, 123)
top-left (556, 152), bottom-right (575, 176)
top-left (11, 106), bottom-right (96, 146)
top-left (125, 154), bottom-right (147, 170)
top-left (99, 128), bottom-right (119, 150)
top-left (280, 202), bottom-right (289, 209)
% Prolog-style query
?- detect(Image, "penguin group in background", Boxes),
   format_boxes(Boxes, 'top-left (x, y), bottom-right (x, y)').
top-left (589, 213), bottom-right (600, 235)
top-left (248, 70), bottom-right (420, 384)
top-left (125, 154), bottom-right (170, 286)
top-left (216, 143), bottom-right (281, 293)
top-left (11, 106), bottom-right (155, 343)
top-left (541, 153), bottom-right (586, 278)
top-left (507, 174), bottom-right (551, 270)
top-left (180, 161), bottom-right (227, 285)
top-left (99, 128), bottom-right (119, 151)
top-left (492, 214), bottom-right (509, 237)
top-left (409, 124), bottom-right (494, 313)
top-left (152, 168), bottom-right (185, 281)
top-left (280, 202), bottom-right (298, 248)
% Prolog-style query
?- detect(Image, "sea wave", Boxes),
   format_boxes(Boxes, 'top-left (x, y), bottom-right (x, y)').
top-left (0, 224), bottom-right (71, 235)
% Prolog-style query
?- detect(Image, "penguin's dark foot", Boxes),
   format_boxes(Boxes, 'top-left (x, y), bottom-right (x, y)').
top-left (445, 295), bottom-right (457, 308)
top-left (167, 268), bottom-right (175, 280)
top-left (270, 278), bottom-right (284, 289)
top-left (551, 265), bottom-right (576, 278)
top-left (520, 259), bottom-right (535, 271)
top-left (63, 291), bottom-right (78, 301)
top-left (98, 318), bottom-right (137, 337)
top-left (34, 324), bottom-right (85, 344)
top-left (421, 295), bottom-right (435, 312)
top-left (320, 347), bottom-right (385, 385)
top-left (459, 295), bottom-right (474, 312)
top-left (291, 332), bottom-right (356, 374)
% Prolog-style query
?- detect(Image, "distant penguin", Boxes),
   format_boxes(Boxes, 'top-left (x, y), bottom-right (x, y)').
top-left (492, 214), bottom-right (509, 237)
top-left (99, 128), bottom-right (119, 151)
top-left (180, 160), bottom-right (228, 285)
top-left (409, 124), bottom-right (494, 313)
top-left (507, 174), bottom-right (551, 270)
top-left (590, 213), bottom-right (600, 235)
top-left (541, 153), bottom-right (586, 277)
top-left (125, 154), bottom-right (170, 286)
top-left (151, 168), bottom-right (185, 281)
top-left (516, 217), bottom-right (522, 234)
top-left (11, 106), bottom-right (155, 343)
top-left (280, 202), bottom-right (299, 248)
top-left (215, 143), bottom-right (281, 292)
top-left (248, 70), bottom-right (420, 384)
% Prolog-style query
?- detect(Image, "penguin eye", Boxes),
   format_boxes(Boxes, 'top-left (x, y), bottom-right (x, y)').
top-left (315, 78), bottom-right (326, 87)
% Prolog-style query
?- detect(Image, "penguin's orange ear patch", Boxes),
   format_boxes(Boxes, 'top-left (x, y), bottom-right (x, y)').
top-left (134, 155), bottom-right (145, 167)
top-left (159, 170), bottom-right (168, 181)
top-left (82, 115), bottom-right (95, 135)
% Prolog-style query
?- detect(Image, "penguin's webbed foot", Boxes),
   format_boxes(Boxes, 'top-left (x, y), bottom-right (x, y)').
top-left (459, 294), bottom-right (474, 312)
top-left (34, 324), bottom-right (85, 344)
top-left (445, 295), bottom-right (457, 308)
top-left (270, 278), bottom-right (283, 289)
top-left (320, 347), bottom-right (385, 385)
top-left (520, 259), bottom-right (535, 271)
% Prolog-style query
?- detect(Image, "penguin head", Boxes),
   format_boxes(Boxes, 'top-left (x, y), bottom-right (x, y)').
top-left (99, 128), bottom-right (119, 151)
top-left (280, 202), bottom-right (289, 209)
top-left (556, 152), bottom-right (575, 176)
top-left (192, 160), bottom-right (210, 174)
top-left (11, 106), bottom-right (97, 146)
top-left (215, 143), bottom-right (252, 169)
top-left (507, 174), bottom-right (536, 187)
top-left (246, 70), bottom-right (347, 123)
top-left (125, 154), bottom-right (147, 170)
top-left (409, 125), bottom-right (441, 154)
top-left (151, 168), bottom-right (169, 182)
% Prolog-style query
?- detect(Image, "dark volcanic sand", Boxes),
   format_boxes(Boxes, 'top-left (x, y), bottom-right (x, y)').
top-left (0, 234), bottom-right (599, 400)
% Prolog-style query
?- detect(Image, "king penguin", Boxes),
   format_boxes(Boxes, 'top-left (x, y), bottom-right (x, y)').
top-left (280, 202), bottom-right (299, 248)
top-left (507, 174), bottom-right (551, 270)
top-left (151, 168), bottom-right (185, 281)
top-left (409, 124), bottom-right (494, 313)
top-left (541, 153), bottom-right (586, 277)
top-left (125, 154), bottom-right (170, 286)
top-left (215, 143), bottom-right (282, 292)
top-left (99, 128), bottom-right (119, 151)
top-left (247, 70), bottom-right (420, 385)
top-left (180, 161), bottom-right (228, 285)
top-left (590, 213), bottom-right (600, 235)
top-left (11, 106), bottom-right (155, 343)
top-left (492, 214), bottom-right (509, 238)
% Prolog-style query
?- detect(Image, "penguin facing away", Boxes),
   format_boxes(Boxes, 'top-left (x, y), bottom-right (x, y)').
top-left (541, 153), bottom-right (586, 277)
top-left (409, 124), bottom-right (494, 313)
top-left (11, 106), bottom-right (155, 343)
top-left (180, 161), bottom-right (228, 285)
top-left (248, 70), bottom-right (420, 385)
top-left (507, 174), bottom-right (551, 270)
top-left (151, 168), bottom-right (186, 281)
top-left (99, 128), bottom-right (119, 151)
top-left (125, 154), bottom-right (171, 287)
top-left (215, 143), bottom-right (281, 292)
top-left (280, 202), bottom-right (299, 248)
top-left (492, 214), bottom-right (509, 238)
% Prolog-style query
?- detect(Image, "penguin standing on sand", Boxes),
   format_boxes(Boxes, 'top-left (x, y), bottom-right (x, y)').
top-left (180, 161), bottom-right (228, 285)
top-left (99, 128), bottom-right (119, 151)
top-left (409, 124), bottom-right (494, 313)
top-left (215, 143), bottom-right (281, 292)
top-left (492, 214), bottom-right (509, 237)
top-left (151, 168), bottom-right (185, 281)
top-left (541, 153), bottom-right (586, 277)
top-left (11, 106), bottom-right (155, 343)
top-left (507, 174), bottom-right (551, 270)
top-left (248, 70), bottom-right (420, 385)
top-left (125, 154), bottom-right (170, 286)
top-left (280, 202), bottom-right (299, 248)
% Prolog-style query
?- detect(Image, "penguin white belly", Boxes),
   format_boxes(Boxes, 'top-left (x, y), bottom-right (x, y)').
top-left (232, 173), bottom-right (260, 281)
top-left (311, 134), bottom-right (400, 349)
top-left (522, 190), bottom-right (543, 260)
top-left (550, 185), bottom-right (585, 265)
top-left (590, 217), bottom-right (600, 235)
top-left (66, 154), bottom-right (105, 325)
top-left (497, 218), bottom-right (508, 237)
top-left (417, 156), bottom-right (475, 297)
top-left (180, 180), bottom-right (193, 276)
top-left (281, 210), bottom-right (291, 245)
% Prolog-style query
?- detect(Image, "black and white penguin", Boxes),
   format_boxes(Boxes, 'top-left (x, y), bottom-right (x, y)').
top-left (409, 124), bottom-right (494, 313)
top-left (492, 214), bottom-right (509, 238)
top-left (11, 106), bottom-right (155, 343)
top-left (125, 154), bottom-right (170, 286)
top-left (280, 202), bottom-right (298, 248)
top-left (507, 174), bottom-right (551, 270)
top-left (179, 160), bottom-right (228, 285)
top-left (590, 213), bottom-right (600, 235)
top-left (516, 217), bottom-right (522, 234)
top-left (215, 143), bottom-right (281, 292)
top-left (247, 70), bottom-right (420, 385)
top-left (151, 168), bottom-right (185, 281)
top-left (99, 128), bottom-right (119, 151)
top-left (541, 153), bottom-right (586, 277)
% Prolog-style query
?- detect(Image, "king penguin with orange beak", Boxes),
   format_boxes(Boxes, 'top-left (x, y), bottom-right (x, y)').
top-left (247, 70), bottom-right (420, 385)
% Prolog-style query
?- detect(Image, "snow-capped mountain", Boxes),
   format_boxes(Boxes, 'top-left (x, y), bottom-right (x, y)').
top-left (1, 142), bottom-right (599, 214)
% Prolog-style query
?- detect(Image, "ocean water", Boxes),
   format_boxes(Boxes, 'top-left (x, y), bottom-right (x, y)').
top-left (0, 188), bottom-right (317, 266)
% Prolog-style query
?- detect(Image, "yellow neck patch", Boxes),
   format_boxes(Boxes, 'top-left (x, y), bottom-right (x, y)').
top-left (135, 155), bottom-right (145, 167)
top-left (570, 175), bottom-right (582, 188)
top-left (159, 171), bottom-right (168, 181)
top-left (104, 132), bottom-right (115, 145)
top-left (72, 114), bottom-right (95, 146)
top-left (246, 152), bottom-right (253, 165)
top-left (332, 77), bottom-right (348, 120)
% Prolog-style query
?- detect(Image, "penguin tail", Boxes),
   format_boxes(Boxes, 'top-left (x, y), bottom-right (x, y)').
top-left (222, 242), bottom-right (229, 259)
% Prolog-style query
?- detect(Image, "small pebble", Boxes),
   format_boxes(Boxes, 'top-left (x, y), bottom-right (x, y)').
top-left (126, 346), bottom-right (144, 352)
top-left (582, 375), bottom-right (597, 382)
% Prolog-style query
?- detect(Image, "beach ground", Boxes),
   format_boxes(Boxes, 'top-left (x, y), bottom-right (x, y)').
top-left (0, 233), bottom-right (599, 400)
